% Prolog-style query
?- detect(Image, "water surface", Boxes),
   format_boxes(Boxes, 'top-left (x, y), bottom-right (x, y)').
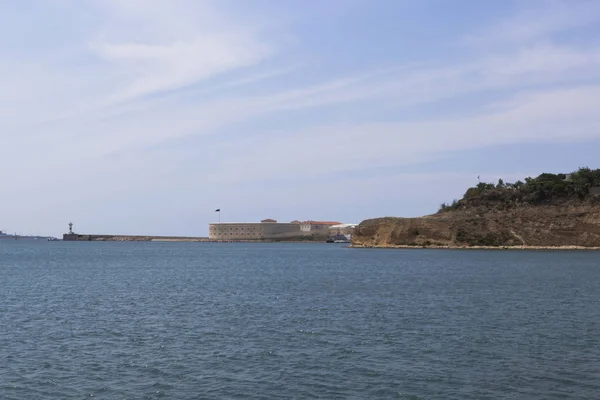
top-left (1, 241), bottom-right (599, 399)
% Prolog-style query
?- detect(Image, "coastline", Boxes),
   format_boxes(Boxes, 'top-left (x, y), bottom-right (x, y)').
top-left (349, 244), bottom-right (600, 251)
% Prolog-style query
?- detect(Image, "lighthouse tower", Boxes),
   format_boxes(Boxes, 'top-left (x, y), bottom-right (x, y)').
top-left (63, 222), bottom-right (78, 241)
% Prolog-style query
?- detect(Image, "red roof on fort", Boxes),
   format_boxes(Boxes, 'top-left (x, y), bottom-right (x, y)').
top-left (261, 218), bottom-right (277, 223)
top-left (290, 220), bottom-right (301, 224)
top-left (301, 221), bottom-right (342, 225)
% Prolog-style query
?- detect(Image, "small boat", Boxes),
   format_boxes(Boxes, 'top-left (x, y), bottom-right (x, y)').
top-left (328, 234), bottom-right (350, 244)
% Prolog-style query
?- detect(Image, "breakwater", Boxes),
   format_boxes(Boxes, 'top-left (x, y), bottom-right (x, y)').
top-left (63, 234), bottom-right (210, 242)
top-left (62, 234), bottom-right (330, 243)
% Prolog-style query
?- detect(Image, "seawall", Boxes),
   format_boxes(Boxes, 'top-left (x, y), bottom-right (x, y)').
top-left (62, 234), bottom-right (331, 243)
top-left (63, 234), bottom-right (210, 242)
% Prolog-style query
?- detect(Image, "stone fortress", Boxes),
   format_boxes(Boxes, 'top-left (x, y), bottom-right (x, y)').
top-left (208, 219), bottom-right (357, 241)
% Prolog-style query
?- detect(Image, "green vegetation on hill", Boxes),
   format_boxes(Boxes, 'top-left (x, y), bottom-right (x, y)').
top-left (439, 167), bottom-right (600, 212)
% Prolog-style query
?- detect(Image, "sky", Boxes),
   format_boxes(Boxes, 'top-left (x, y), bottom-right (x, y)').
top-left (2, 0), bottom-right (600, 237)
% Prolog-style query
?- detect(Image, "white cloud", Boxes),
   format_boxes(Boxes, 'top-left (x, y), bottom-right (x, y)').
top-left (88, 0), bottom-right (273, 103)
top-left (1, 0), bottom-right (600, 235)
top-left (0, 0), bottom-right (277, 183)
top-left (480, 43), bottom-right (600, 76)
top-left (206, 85), bottom-right (600, 183)
top-left (463, 0), bottom-right (600, 47)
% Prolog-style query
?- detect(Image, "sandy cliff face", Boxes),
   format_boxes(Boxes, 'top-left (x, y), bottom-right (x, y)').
top-left (352, 204), bottom-right (600, 248)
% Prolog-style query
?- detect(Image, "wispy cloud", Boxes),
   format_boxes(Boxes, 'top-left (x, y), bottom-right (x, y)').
top-left (1, 0), bottom-right (600, 235)
top-left (89, 0), bottom-right (274, 103)
top-left (463, 0), bottom-right (600, 47)
top-left (202, 85), bottom-right (600, 184)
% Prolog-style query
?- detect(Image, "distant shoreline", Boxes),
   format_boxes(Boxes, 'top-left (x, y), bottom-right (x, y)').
top-left (349, 244), bottom-right (600, 251)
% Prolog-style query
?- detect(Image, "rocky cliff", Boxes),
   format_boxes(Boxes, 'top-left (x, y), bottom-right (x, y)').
top-left (352, 169), bottom-right (600, 249)
top-left (352, 205), bottom-right (600, 248)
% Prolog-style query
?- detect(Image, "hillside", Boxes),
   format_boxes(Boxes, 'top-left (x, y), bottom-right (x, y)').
top-left (352, 168), bottom-right (600, 249)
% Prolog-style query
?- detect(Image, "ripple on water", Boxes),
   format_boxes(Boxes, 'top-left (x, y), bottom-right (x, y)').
top-left (1, 243), bottom-right (600, 399)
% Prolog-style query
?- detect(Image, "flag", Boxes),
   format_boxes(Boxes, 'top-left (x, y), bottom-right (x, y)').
top-left (215, 209), bottom-right (220, 212)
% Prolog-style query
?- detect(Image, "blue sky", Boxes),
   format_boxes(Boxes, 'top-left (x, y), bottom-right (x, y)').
top-left (2, 0), bottom-right (600, 236)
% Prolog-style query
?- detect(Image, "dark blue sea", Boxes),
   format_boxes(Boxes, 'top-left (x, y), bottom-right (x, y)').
top-left (1, 241), bottom-right (599, 399)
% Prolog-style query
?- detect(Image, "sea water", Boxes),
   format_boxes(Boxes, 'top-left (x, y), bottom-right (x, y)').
top-left (1, 241), bottom-right (599, 399)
